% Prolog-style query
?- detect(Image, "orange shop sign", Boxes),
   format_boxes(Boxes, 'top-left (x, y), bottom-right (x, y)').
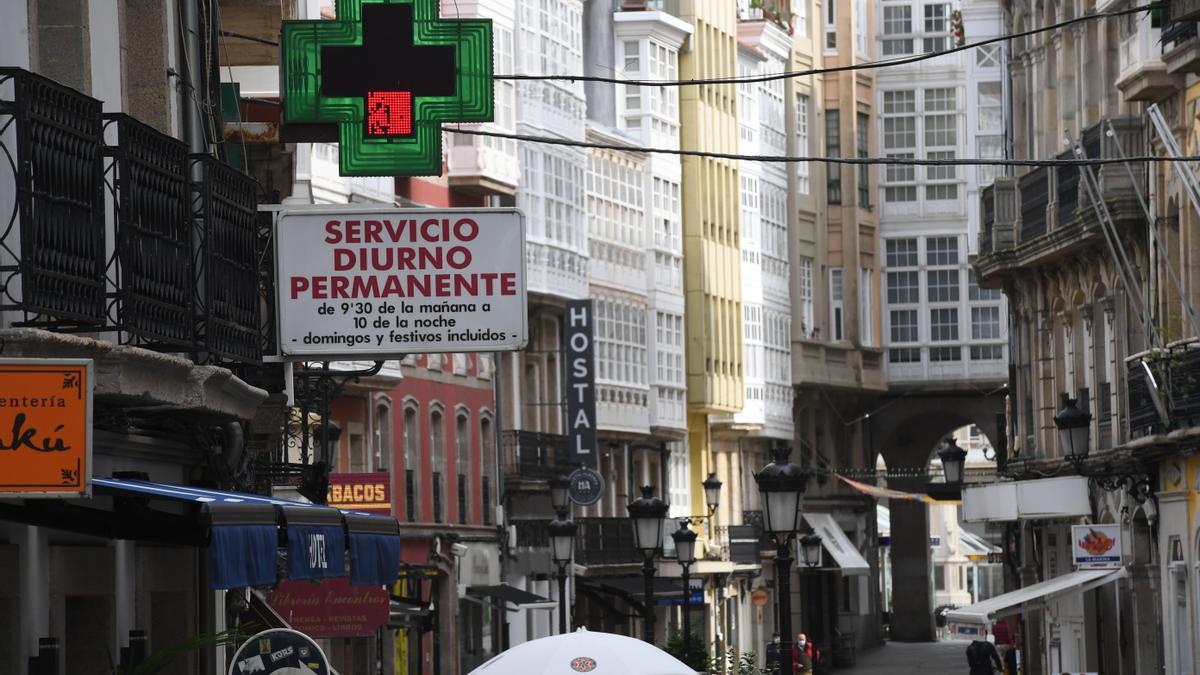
top-left (0, 359), bottom-right (93, 497)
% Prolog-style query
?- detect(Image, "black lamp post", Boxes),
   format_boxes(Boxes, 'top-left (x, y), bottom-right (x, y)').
top-left (1055, 394), bottom-right (1093, 470)
top-left (937, 437), bottom-right (969, 485)
top-left (703, 472), bottom-right (723, 514)
top-left (548, 509), bottom-right (577, 634)
top-left (628, 485), bottom-right (668, 643)
top-left (755, 447), bottom-right (810, 675)
top-left (672, 520), bottom-right (698, 663)
top-left (799, 534), bottom-right (823, 569)
top-left (549, 473), bottom-right (571, 513)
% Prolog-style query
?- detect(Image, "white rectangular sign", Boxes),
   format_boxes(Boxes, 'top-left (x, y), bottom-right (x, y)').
top-left (1071, 524), bottom-right (1122, 569)
top-left (275, 206), bottom-right (527, 358)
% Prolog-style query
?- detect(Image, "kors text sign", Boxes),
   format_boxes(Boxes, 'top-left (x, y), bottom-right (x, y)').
top-left (276, 207), bottom-right (527, 358)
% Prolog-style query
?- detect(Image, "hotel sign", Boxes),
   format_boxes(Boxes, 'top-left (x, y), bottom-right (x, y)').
top-left (564, 299), bottom-right (597, 470)
top-left (0, 359), bottom-right (92, 497)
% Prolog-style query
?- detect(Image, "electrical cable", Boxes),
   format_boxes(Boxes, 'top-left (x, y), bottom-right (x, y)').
top-left (493, 3), bottom-right (1162, 87)
top-left (447, 126), bottom-right (1200, 167)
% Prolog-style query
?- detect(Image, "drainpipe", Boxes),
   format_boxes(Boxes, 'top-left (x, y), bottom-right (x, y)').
top-left (181, 0), bottom-right (207, 156)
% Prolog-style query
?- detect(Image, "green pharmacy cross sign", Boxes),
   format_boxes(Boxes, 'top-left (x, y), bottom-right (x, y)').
top-left (282, 0), bottom-right (493, 176)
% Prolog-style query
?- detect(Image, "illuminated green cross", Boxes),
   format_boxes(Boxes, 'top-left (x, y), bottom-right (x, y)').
top-left (282, 0), bottom-right (493, 177)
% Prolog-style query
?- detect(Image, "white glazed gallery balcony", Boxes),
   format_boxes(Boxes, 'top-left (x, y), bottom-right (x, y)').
top-left (525, 239), bottom-right (589, 299)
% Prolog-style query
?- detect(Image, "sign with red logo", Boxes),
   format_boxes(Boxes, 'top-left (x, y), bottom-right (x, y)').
top-left (1071, 524), bottom-right (1121, 568)
top-left (328, 473), bottom-right (391, 514)
top-left (265, 578), bottom-right (390, 638)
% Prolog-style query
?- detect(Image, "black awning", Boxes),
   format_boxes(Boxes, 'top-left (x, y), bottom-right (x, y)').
top-left (468, 584), bottom-right (554, 606)
top-left (579, 575), bottom-right (684, 600)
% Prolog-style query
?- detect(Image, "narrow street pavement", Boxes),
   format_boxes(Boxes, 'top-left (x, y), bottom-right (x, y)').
top-left (836, 640), bottom-right (971, 675)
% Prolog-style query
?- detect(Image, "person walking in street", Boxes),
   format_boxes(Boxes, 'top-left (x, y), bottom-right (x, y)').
top-left (765, 632), bottom-right (783, 673)
top-left (991, 619), bottom-right (1015, 674)
top-left (793, 632), bottom-right (818, 675)
top-left (966, 639), bottom-right (1003, 675)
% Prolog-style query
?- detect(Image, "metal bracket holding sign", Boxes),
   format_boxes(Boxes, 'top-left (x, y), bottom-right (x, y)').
top-left (0, 359), bottom-right (93, 498)
top-left (274, 206), bottom-right (527, 359)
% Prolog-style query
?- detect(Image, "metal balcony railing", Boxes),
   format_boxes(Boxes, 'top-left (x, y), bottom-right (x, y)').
top-left (1018, 166), bottom-right (1050, 241)
top-left (1055, 150), bottom-right (1080, 229)
top-left (1162, 0), bottom-right (1199, 50)
top-left (0, 68), bottom-right (106, 328)
top-left (104, 113), bottom-right (195, 350)
top-left (576, 517), bottom-right (641, 565)
top-left (980, 184), bottom-right (995, 255)
top-left (501, 430), bottom-right (574, 480)
top-left (0, 68), bottom-right (264, 365)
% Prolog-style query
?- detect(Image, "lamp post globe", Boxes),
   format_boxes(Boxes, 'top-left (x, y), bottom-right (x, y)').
top-left (702, 472), bottom-right (723, 514)
top-left (754, 447), bottom-right (809, 537)
top-left (799, 533), bottom-right (823, 569)
top-left (548, 513), bottom-right (577, 566)
top-left (937, 437), bottom-right (969, 485)
top-left (672, 520), bottom-right (698, 566)
top-left (627, 485), bottom-right (669, 554)
top-left (1054, 394), bottom-right (1092, 464)
top-left (549, 473), bottom-right (572, 513)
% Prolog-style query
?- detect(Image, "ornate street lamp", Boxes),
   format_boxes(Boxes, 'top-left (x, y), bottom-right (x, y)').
top-left (548, 509), bottom-right (577, 634)
top-left (755, 447), bottom-right (809, 675)
top-left (702, 472), bottom-right (723, 514)
top-left (799, 533), bottom-right (823, 569)
top-left (937, 437), bottom-right (969, 485)
top-left (549, 473), bottom-right (571, 513)
top-left (1054, 395), bottom-right (1092, 470)
top-left (628, 485), bottom-right (668, 643)
top-left (671, 520), bottom-right (698, 663)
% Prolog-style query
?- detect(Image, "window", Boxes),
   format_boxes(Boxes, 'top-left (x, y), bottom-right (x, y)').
top-left (971, 344), bottom-right (1003, 361)
top-left (796, 94), bottom-right (810, 194)
top-left (456, 412), bottom-right (471, 525)
top-left (655, 312), bottom-right (685, 386)
top-left (928, 269), bottom-right (960, 302)
top-left (855, 0), bottom-right (868, 55)
top-left (795, 0), bottom-right (808, 36)
top-left (882, 91), bottom-right (917, 202)
top-left (623, 41), bottom-right (641, 119)
top-left (975, 44), bottom-right (1001, 68)
top-left (480, 416), bottom-right (494, 526)
top-left (923, 4), bottom-right (950, 52)
top-left (931, 346), bottom-right (961, 361)
top-left (374, 401), bottom-right (392, 471)
top-left (825, 0), bottom-right (837, 50)
top-left (403, 406), bottom-right (420, 522)
top-left (887, 271), bottom-right (920, 304)
top-left (830, 268), bottom-right (844, 340)
top-left (798, 257), bottom-right (815, 333)
top-left (430, 409), bottom-right (445, 523)
top-left (972, 306), bottom-right (1001, 340)
top-left (977, 135), bottom-right (1004, 185)
top-left (926, 151), bottom-right (957, 200)
top-left (597, 297), bottom-right (648, 385)
top-left (924, 113), bottom-right (957, 147)
top-left (890, 347), bottom-right (922, 363)
top-left (883, 6), bottom-right (914, 55)
top-left (860, 268), bottom-right (874, 346)
top-left (926, 236), bottom-right (959, 265)
top-left (934, 564), bottom-right (946, 591)
top-left (652, 177), bottom-right (681, 251)
top-left (885, 238), bottom-right (919, 267)
top-left (587, 149), bottom-right (645, 255)
top-left (930, 308), bottom-right (959, 341)
top-left (890, 309), bottom-right (919, 342)
top-left (977, 82), bottom-right (1002, 131)
top-left (826, 110), bottom-right (841, 204)
top-left (857, 112), bottom-right (870, 209)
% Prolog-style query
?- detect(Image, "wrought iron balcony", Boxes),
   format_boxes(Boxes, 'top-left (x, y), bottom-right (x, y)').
top-left (575, 517), bottom-right (641, 565)
top-left (1126, 342), bottom-right (1200, 438)
top-left (1173, 0), bottom-right (1200, 22)
top-left (0, 68), bottom-right (262, 364)
top-left (501, 430), bottom-right (574, 481)
top-left (1018, 166), bottom-right (1049, 242)
top-left (979, 185), bottom-right (995, 255)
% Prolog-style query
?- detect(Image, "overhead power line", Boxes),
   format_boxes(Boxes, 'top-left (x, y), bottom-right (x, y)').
top-left (447, 126), bottom-right (1196, 167)
top-left (494, 3), bottom-right (1162, 87)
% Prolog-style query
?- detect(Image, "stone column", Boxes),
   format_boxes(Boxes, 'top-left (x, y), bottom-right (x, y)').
top-left (887, 488), bottom-right (934, 642)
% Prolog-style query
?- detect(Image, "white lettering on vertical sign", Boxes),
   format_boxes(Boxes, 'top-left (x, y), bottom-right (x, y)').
top-left (565, 299), bottom-right (597, 469)
top-left (308, 533), bottom-right (328, 570)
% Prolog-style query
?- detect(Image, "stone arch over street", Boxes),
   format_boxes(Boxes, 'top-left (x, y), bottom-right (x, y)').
top-left (865, 388), bottom-right (1007, 642)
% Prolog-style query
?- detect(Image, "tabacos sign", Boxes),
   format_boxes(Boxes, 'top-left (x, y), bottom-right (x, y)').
top-left (328, 473), bottom-right (391, 514)
top-left (0, 359), bottom-right (93, 497)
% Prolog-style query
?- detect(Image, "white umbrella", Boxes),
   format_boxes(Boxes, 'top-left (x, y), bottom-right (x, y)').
top-left (468, 628), bottom-right (698, 675)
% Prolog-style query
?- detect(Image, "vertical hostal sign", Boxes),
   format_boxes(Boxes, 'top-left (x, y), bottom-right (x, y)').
top-left (281, 0), bottom-right (493, 177)
top-left (0, 359), bottom-right (93, 497)
top-left (565, 300), bottom-right (597, 469)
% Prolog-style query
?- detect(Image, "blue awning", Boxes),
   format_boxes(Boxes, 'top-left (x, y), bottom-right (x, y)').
top-left (92, 477), bottom-right (400, 589)
top-left (344, 512), bottom-right (401, 585)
